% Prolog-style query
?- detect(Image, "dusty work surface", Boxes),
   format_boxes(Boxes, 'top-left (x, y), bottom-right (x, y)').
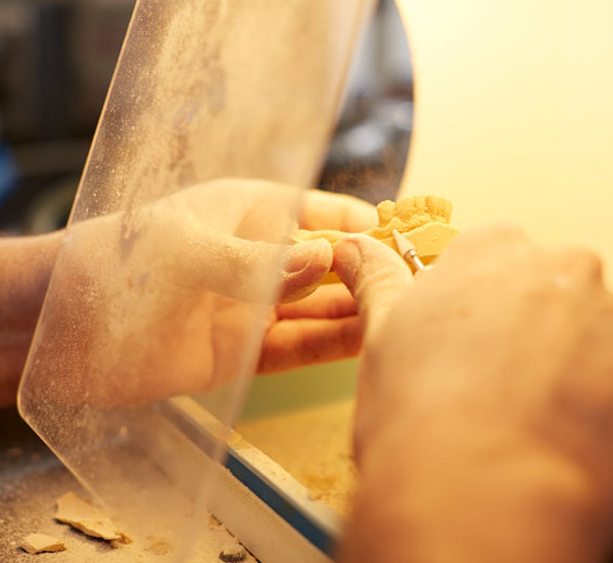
top-left (235, 399), bottom-right (356, 517)
top-left (0, 407), bottom-right (255, 562)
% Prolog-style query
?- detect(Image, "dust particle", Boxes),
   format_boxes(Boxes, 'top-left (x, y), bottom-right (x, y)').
top-left (219, 542), bottom-right (247, 562)
top-left (145, 536), bottom-right (172, 555)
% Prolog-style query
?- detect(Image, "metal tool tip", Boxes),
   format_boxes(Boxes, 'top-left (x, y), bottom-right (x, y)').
top-left (392, 229), bottom-right (427, 272)
top-left (392, 229), bottom-right (415, 252)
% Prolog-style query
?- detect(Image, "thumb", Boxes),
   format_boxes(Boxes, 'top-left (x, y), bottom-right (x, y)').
top-left (278, 238), bottom-right (333, 302)
top-left (333, 234), bottom-right (412, 332)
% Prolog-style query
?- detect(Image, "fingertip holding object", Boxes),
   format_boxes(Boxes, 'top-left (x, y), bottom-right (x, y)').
top-left (334, 235), bottom-right (413, 331)
top-left (295, 195), bottom-right (458, 290)
top-left (333, 235), bottom-right (405, 292)
top-left (280, 238), bottom-right (333, 302)
top-left (333, 236), bottom-right (364, 290)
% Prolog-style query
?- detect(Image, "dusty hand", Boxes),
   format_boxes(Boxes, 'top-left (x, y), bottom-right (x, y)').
top-left (334, 226), bottom-right (613, 563)
top-left (19, 180), bottom-right (376, 408)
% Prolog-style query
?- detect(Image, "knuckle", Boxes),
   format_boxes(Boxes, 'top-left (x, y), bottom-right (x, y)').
top-left (483, 223), bottom-right (529, 241)
top-left (559, 248), bottom-right (603, 281)
top-left (469, 223), bottom-right (528, 245)
top-left (445, 223), bottom-right (530, 261)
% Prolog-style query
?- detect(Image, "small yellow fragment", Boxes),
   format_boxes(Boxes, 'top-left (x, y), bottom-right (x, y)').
top-left (20, 533), bottom-right (66, 555)
top-left (55, 492), bottom-right (130, 545)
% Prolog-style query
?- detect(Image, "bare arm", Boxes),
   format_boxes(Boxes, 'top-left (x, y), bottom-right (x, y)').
top-left (0, 231), bottom-right (63, 407)
top-left (0, 182), bottom-right (377, 408)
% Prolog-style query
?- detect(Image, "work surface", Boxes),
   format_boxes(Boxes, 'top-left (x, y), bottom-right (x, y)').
top-left (236, 399), bottom-right (356, 517)
top-left (0, 407), bottom-right (253, 562)
top-left (0, 407), bottom-right (119, 562)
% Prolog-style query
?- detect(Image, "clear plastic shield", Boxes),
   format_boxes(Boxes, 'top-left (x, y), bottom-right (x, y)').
top-left (18, 0), bottom-right (373, 560)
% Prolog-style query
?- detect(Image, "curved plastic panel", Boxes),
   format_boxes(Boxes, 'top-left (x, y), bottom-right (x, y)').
top-left (18, 1), bottom-right (373, 560)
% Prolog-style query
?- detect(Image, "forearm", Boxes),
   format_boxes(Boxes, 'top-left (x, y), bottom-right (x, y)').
top-left (0, 231), bottom-right (63, 407)
top-left (340, 418), bottom-right (611, 563)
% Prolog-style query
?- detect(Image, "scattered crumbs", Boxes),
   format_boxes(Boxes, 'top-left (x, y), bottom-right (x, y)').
top-left (29, 453), bottom-right (41, 462)
top-left (6, 447), bottom-right (23, 458)
top-left (144, 536), bottom-right (172, 555)
top-left (19, 533), bottom-right (66, 555)
top-left (0, 519), bottom-right (5, 525)
top-left (110, 536), bottom-right (133, 549)
top-left (219, 542), bottom-right (247, 562)
top-left (55, 492), bottom-right (130, 545)
top-left (236, 399), bottom-right (357, 516)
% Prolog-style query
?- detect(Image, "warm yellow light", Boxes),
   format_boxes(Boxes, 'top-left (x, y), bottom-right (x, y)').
top-left (397, 0), bottom-right (613, 285)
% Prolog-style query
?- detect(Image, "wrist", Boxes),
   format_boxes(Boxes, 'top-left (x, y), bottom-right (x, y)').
top-left (0, 231), bottom-right (63, 311)
top-left (0, 231), bottom-right (63, 407)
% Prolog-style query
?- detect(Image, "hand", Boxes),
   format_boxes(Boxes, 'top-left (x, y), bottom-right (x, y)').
top-left (333, 226), bottom-right (613, 563)
top-left (18, 179), bottom-right (376, 408)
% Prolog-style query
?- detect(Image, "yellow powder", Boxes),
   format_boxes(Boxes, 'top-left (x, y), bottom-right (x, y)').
top-left (235, 400), bottom-right (356, 516)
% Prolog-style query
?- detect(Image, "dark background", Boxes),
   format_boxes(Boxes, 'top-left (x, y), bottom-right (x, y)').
top-left (0, 0), bottom-right (413, 234)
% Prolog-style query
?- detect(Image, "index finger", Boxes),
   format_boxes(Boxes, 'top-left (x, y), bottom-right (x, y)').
top-left (299, 190), bottom-right (377, 233)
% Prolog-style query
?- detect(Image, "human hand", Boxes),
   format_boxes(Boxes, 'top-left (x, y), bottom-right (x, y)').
top-left (19, 179), bottom-right (376, 408)
top-left (333, 226), bottom-right (613, 563)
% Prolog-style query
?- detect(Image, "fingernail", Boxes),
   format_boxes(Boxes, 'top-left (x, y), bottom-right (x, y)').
top-left (281, 240), bottom-right (332, 302)
top-left (333, 238), bottom-right (362, 289)
top-left (285, 239), bottom-right (331, 274)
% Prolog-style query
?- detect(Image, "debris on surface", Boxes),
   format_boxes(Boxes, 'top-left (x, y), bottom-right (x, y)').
top-left (219, 542), bottom-right (247, 562)
top-left (236, 400), bottom-right (357, 516)
top-left (55, 492), bottom-right (130, 544)
top-left (144, 536), bottom-right (172, 555)
top-left (19, 533), bottom-right (66, 554)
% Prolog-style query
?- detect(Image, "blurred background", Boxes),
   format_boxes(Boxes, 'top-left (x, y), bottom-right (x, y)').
top-left (0, 0), bottom-right (412, 235)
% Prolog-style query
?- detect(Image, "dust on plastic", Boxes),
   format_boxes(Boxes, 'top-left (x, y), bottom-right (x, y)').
top-left (17, 0), bottom-right (374, 560)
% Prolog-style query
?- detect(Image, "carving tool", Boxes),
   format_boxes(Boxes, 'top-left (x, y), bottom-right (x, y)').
top-left (392, 229), bottom-right (426, 272)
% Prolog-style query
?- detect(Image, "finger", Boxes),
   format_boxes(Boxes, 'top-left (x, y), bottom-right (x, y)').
top-left (179, 227), bottom-right (332, 303)
top-left (333, 234), bottom-right (412, 333)
top-left (279, 238), bottom-right (333, 302)
top-left (569, 301), bottom-right (613, 412)
top-left (548, 246), bottom-right (604, 287)
top-left (258, 316), bottom-right (362, 373)
top-left (299, 190), bottom-right (377, 232)
top-left (276, 283), bottom-right (357, 319)
top-left (435, 224), bottom-right (531, 270)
